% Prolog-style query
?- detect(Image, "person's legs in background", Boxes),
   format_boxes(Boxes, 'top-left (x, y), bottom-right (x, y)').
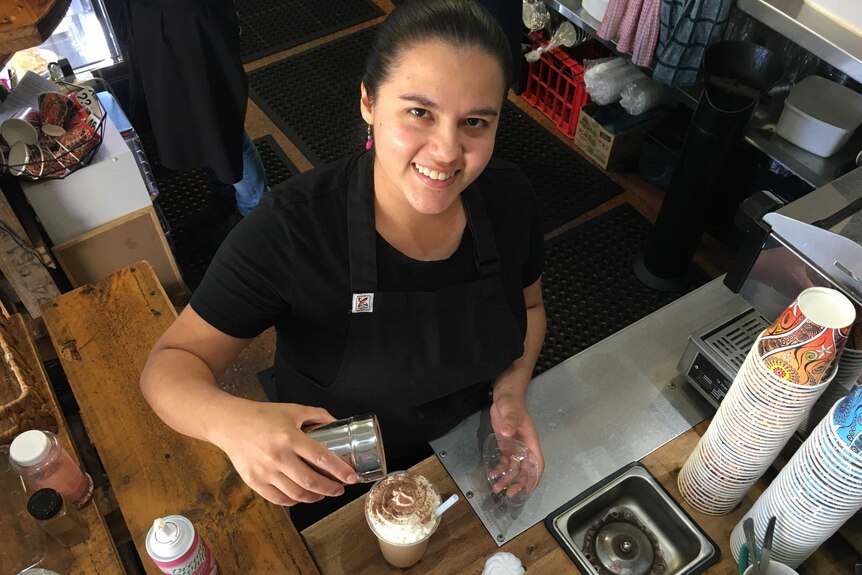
top-left (233, 129), bottom-right (268, 217)
top-left (196, 130), bottom-right (268, 247)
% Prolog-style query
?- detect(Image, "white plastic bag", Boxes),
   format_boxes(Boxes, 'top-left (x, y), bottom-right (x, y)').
top-left (620, 77), bottom-right (671, 115)
top-left (584, 58), bottom-right (646, 105)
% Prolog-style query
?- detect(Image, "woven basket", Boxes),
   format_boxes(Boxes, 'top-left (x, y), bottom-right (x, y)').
top-left (0, 316), bottom-right (58, 446)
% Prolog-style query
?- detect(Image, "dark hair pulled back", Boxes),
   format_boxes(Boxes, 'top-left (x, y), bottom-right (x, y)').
top-left (362, 0), bottom-right (513, 102)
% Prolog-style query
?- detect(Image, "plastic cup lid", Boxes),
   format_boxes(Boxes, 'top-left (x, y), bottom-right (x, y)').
top-left (9, 430), bottom-right (50, 467)
top-left (482, 433), bottom-right (538, 506)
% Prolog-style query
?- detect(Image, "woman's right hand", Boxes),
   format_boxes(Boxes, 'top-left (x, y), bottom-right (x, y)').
top-left (208, 401), bottom-right (359, 506)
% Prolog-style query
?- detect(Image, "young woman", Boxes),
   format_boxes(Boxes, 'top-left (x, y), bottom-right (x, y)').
top-left (140, 0), bottom-right (546, 529)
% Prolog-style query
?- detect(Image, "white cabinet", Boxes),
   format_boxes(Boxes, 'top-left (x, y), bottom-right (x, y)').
top-left (22, 115), bottom-right (153, 245)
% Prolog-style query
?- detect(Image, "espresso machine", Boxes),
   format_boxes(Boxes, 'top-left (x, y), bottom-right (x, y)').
top-left (678, 165), bottom-right (862, 429)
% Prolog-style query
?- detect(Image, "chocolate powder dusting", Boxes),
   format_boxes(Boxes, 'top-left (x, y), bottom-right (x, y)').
top-left (368, 472), bottom-right (438, 527)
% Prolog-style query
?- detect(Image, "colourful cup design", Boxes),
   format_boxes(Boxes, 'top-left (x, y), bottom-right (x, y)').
top-left (40, 144), bottom-right (71, 178)
top-left (7, 141), bottom-right (44, 177)
top-left (833, 386), bottom-right (862, 451)
top-left (23, 145), bottom-right (46, 178)
top-left (56, 120), bottom-right (98, 166)
top-left (0, 107), bottom-right (40, 146)
top-left (38, 91), bottom-right (76, 137)
top-left (758, 287), bottom-right (856, 385)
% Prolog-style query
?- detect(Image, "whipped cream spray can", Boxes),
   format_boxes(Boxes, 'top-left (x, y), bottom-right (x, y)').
top-left (145, 515), bottom-right (218, 575)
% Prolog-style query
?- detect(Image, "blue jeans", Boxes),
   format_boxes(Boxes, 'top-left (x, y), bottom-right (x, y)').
top-left (206, 129), bottom-right (268, 216)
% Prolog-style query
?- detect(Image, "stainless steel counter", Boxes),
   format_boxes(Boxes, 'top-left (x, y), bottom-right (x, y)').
top-left (430, 278), bottom-right (751, 545)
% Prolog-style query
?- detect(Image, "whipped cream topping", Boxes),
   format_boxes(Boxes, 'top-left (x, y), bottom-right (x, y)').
top-left (482, 552), bottom-right (525, 575)
top-left (365, 472), bottom-right (441, 545)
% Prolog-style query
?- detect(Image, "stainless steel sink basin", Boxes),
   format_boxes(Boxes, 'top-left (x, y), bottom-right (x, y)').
top-left (545, 463), bottom-right (719, 575)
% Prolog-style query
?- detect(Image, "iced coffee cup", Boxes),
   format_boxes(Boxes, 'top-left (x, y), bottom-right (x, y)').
top-left (364, 471), bottom-right (442, 568)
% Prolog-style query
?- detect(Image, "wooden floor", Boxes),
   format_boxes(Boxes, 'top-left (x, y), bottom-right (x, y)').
top-left (227, 0), bottom-right (736, 400)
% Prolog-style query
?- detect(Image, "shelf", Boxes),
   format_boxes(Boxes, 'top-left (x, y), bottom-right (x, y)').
top-left (544, 0), bottom-right (700, 108)
top-left (737, 0), bottom-right (862, 85)
top-left (544, 0), bottom-right (859, 188)
top-left (544, 0), bottom-right (601, 39)
top-left (745, 112), bottom-right (862, 188)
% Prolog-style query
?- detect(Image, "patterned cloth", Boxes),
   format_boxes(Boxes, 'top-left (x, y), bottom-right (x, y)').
top-left (652, 0), bottom-right (733, 87)
top-left (631, 0), bottom-right (661, 66)
top-left (597, 0), bottom-right (662, 67)
top-left (597, 0), bottom-right (631, 41)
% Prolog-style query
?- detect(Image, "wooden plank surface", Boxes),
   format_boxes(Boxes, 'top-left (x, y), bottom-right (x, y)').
top-left (303, 421), bottom-right (857, 574)
top-left (5, 313), bottom-right (123, 574)
top-left (41, 262), bottom-right (320, 574)
top-left (0, 190), bottom-right (59, 318)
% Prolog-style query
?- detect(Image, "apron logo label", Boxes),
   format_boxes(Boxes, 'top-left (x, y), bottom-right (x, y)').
top-left (352, 293), bottom-right (374, 313)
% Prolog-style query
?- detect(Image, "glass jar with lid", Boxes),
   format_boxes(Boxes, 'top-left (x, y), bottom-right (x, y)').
top-left (9, 430), bottom-right (93, 508)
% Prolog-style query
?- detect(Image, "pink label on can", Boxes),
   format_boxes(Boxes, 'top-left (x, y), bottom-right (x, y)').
top-left (151, 532), bottom-right (218, 575)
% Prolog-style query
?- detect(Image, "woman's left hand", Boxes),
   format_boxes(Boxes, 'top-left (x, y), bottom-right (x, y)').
top-left (489, 392), bottom-right (545, 492)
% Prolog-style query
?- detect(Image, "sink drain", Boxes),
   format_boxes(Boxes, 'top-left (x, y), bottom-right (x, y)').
top-left (583, 506), bottom-right (668, 575)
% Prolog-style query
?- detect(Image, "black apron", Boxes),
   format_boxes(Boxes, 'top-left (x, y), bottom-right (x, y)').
top-left (277, 155), bottom-right (525, 464)
top-left (126, 0), bottom-right (246, 183)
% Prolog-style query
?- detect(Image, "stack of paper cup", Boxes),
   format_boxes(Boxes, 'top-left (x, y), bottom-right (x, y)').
top-left (679, 287), bottom-right (855, 515)
top-left (730, 386), bottom-right (862, 568)
top-left (833, 344), bottom-right (862, 390)
top-left (796, 346), bottom-right (862, 437)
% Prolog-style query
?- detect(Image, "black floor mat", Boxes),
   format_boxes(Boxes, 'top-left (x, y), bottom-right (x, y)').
top-left (249, 26), bottom-right (376, 165)
top-left (496, 104), bottom-right (623, 232)
top-left (535, 204), bottom-right (709, 374)
top-left (237, 0), bottom-right (383, 63)
top-left (146, 134), bottom-right (300, 290)
top-left (248, 26), bottom-right (622, 233)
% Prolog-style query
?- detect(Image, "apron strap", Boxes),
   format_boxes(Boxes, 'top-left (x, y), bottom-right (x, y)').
top-left (461, 184), bottom-right (502, 279)
top-left (347, 154), bottom-right (504, 295)
top-left (348, 153), bottom-right (378, 295)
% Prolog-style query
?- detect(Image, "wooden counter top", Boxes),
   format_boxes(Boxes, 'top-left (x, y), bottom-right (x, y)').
top-left (302, 421), bottom-right (857, 574)
top-left (41, 262), bottom-right (320, 574)
top-left (3, 313), bottom-right (123, 574)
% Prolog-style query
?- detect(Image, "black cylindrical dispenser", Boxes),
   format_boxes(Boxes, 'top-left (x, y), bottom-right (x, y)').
top-left (635, 41), bottom-right (784, 290)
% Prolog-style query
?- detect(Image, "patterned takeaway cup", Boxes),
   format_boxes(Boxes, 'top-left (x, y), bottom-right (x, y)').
top-left (758, 287), bottom-right (856, 386)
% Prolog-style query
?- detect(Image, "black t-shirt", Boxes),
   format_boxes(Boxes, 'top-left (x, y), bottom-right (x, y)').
top-left (191, 152), bottom-right (542, 530)
top-left (192, 151), bottom-right (543, 394)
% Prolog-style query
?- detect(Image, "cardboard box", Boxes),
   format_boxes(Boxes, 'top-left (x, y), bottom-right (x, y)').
top-left (574, 103), bottom-right (663, 170)
top-left (52, 205), bottom-right (187, 299)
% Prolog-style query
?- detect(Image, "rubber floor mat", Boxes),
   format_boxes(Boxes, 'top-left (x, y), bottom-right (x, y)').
top-left (535, 204), bottom-right (708, 374)
top-left (238, 0), bottom-right (383, 63)
top-left (248, 26), bottom-right (622, 232)
top-left (249, 26), bottom-right (376, 166)
top-left (146, 134), bottom-right (300, 290)
top-left (496, 103), bottom-right (622, 233)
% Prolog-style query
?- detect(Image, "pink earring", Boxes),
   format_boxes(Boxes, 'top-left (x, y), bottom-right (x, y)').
top-left (365, 124), bottom-right (373, 151)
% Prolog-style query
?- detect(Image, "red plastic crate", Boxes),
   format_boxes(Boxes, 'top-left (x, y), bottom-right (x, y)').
top-left (521, 46), bottom-right (589, 138)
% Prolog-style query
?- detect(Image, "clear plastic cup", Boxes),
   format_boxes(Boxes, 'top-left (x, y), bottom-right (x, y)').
top-left (364, 471), bottom-right (441, 568)
top-left (482, 434), bottom-right (539, 506)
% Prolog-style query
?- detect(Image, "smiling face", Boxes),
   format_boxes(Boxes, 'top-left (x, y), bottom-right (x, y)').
top-left (360, 40), bottom-right (506, 218)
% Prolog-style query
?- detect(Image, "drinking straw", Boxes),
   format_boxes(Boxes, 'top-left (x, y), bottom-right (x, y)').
top-left (435, 494), bottom-right (459, 518)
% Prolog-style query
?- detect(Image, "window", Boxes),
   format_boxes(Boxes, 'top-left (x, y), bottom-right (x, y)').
top-left (37, 0), bottom-right (122, 73)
